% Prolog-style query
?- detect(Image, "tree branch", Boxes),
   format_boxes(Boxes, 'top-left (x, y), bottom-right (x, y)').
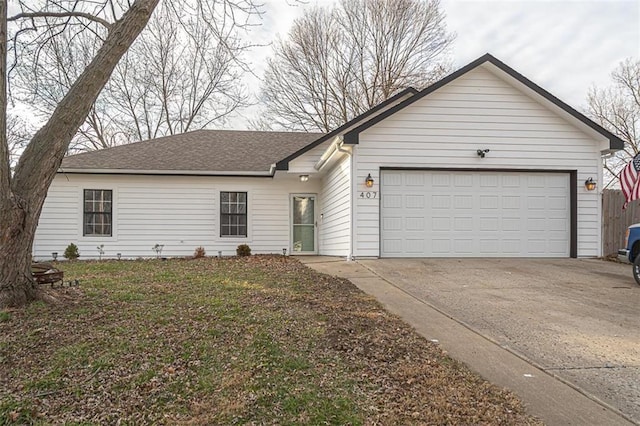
top-left (8, 11), bottom-right (112, 30)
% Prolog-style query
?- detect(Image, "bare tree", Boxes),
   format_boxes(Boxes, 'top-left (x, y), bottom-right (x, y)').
top-left (7, 114), bottom-right (31, 169)
top-left (15, 1), bottom-right (253, 152)
top-left (257, 0), bottom-right (454, 132)
top-left (587, 58), bottom-right (640, 187)
top-left (0, 0), bottom-right (259, 308)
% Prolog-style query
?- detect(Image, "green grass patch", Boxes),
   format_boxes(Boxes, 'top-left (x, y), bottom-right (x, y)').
top-left (0, 256), bottom-right (540, 425)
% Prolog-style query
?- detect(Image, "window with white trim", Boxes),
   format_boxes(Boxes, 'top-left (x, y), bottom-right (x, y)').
top-left (220, 191), bottom-right (247, 237)
top-left (83, 189), bottom-right (112, 236)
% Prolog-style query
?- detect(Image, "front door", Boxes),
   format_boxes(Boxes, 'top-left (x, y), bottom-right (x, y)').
top-left (291, 195), bottom-right (317, 254)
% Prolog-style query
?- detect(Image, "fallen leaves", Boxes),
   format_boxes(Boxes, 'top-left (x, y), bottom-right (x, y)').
top-left (0, 256), bottom-right (542, 425)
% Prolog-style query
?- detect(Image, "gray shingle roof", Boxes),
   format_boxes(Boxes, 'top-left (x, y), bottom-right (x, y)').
top-left (60, 129), bottom-right (325, 174)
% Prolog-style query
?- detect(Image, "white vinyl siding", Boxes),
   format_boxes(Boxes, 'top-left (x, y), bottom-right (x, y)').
top-left (353, 65), bottom-right (603, 258)
top-left (287, 140), bottom-right (331, 173)
top-left (33, 174), bottom-right (320, 259)
top-left (318, 154), bottom-right (351, 256)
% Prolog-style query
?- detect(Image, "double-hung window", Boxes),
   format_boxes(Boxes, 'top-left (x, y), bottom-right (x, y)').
top-left (220, 191), bottom-right (247, 237)
top-left (84, 189), bottom-right (112, 236)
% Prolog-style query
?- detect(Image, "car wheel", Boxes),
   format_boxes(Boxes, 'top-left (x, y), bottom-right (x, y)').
top-left (633, 254), bottom-right (640, 286)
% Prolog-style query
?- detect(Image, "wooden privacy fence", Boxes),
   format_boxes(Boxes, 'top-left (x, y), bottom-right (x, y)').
top-left (602, 189), bottom-right (640, 256)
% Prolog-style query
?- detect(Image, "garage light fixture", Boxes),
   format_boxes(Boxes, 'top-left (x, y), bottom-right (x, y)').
top-left (584, 177), bottom-right (596, 191)
top-left (299, 175), bottom-right (309, 182)
top-left (477, 149), bottom-right (490, 158)
top-left (365, 173), bottom-right (374, 188)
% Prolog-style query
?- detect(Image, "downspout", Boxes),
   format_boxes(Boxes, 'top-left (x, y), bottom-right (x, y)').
top-left (333, 140), bottom-right (354, 261)
top-left (347, 143), bottom-right (355, 261)
top-left (315, 136), bottom-right (353, 260)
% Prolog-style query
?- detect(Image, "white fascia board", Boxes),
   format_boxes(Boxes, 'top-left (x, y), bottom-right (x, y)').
top-left (57, 168), bottom-right (274, 176)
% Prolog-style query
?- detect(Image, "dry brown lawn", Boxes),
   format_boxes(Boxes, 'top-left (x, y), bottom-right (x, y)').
top-left (0, 256), bottom-right (542, 425)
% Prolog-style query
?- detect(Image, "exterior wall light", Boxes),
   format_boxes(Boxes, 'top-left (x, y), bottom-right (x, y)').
top-left (52, 252), bottom-right (58, 261)
top-left (299, 175), bottom-right (309, 182)
top-left (585, 177), bottom-right (596, 191)
top-left (365, 173), bottom-right (374, 188)
top-left (477, 149), bottom-right (490, 158)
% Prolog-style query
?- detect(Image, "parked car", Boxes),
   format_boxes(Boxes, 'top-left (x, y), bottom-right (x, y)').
top-left (618, 223), bottom-right (640, 284)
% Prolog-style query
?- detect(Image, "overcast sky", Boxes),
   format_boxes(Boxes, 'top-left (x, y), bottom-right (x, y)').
top-left (231, 0), bottom-right (640, 128)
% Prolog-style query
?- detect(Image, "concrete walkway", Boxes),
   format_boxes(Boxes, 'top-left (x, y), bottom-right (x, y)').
top-left (299, 256), bottom-right (635, 426)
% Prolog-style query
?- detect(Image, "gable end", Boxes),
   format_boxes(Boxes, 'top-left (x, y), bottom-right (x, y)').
top-left (343, 53), bottom-right (625, 151)
top-left (275, 87), bottom-right (418, 170)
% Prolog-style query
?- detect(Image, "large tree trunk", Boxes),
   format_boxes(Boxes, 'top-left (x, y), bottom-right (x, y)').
top-left (0, 194), bottom-right (39, 307)
top-left (0, 0), bottom-right (160, 308)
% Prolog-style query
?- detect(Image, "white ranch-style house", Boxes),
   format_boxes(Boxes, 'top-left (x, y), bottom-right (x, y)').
top-left (33, 54), bottom-right (624, 260)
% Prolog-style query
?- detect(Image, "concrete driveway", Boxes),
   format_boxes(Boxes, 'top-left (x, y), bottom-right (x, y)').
top-left (358, 258), bottom-right (640, 424)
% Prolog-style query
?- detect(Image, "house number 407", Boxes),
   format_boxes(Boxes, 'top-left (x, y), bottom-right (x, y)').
top-left (359, 191), bottom-right (378, 199)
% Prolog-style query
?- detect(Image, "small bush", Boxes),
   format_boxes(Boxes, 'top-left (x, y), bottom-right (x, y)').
top-left (236, 244), bottom-right (251, 256)
top-left (0, 311), bottom-right (10, 323)
top-left (63, 243), bottom-right (80, 260)
top-left (193, 246), bottom-right (206, 259)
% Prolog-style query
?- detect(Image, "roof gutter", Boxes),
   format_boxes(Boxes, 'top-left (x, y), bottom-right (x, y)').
top-left (57, 168), bottom-right (275, 177)
top-left (313, 136), bottom-right (343, 171)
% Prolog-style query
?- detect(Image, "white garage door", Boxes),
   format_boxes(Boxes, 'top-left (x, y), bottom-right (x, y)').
top-left (380, 170), bottom-right (570, 257)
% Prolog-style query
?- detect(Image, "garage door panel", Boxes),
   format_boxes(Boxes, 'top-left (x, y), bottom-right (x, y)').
top-left (405, 217), bottom-right (425, 231)
top-left (382, 217), bottom-right (402, 231)
top-left (548, 218), bottom-right (568, 231)
top-left (480, 174), bottom-right (499, 187)
top-left (548, 196), bottom-right (568, 210)
top-left (454, 196), bottom-right (473, 209)
top-left (454, 174), bottom-right (474, 187)
top-left (432, 217), bottom-right (450, 230)
top-left (503, 175), bottom-right (520, 187)
top-left (383, 173), bottom-right (403, 186)
top-left (479, 217), bottom-right (499, 231)
top-left (406, 195), bottom-right (425, 208)
top-left (405, 239), bottom-right (425, 253)
top-left (527, 218), bottom-right (547, 231)
top-left (454, 217), bottom-right (473, 231)
top-left (383, 194), bottom-right (402, 209)
top-left (381, 170), bottom-right (570, 257)
top-left (433, 174), bottom-right (450, 186)
top-left (527, 196), bottom-right (546, 209)
top-left (527, 175), bottom-right (547, 188)
top-left (453, 239), bottom-right (474, 253)
top-left (528, 240), bottom-right (547, 254)
top-left (432, 195), bottom-right (451, 209)
top-left (405, 173), bottom-right (424, 186)
top-left (479, 239), bottom-right (500, 254)
top-left (547, 175), bottom-right (568, 187)
top-left (432, 239), bottom-right (450, 253)
top-left (502, 196), bottom-right (521, 209)
top-left (480, 195), bottom-right (499, 209)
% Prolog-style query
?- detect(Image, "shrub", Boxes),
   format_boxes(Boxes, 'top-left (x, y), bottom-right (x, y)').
top-left (193, 246), bottom-right (206, 259)
top-left (152, 244), bottom-right (164, 258)
top-left (64, 243), bottom-right (80, 260)
top-left (236, 244), bottom-right (251, 256)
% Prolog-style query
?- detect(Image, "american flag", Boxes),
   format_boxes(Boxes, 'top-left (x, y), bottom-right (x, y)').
top-left (620, 152), bottom-right (640, 209)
